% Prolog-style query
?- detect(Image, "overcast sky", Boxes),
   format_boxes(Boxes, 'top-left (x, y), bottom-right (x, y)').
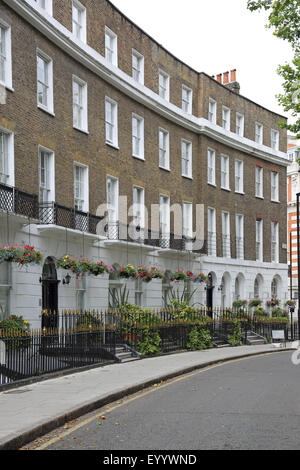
top-left (110, 0), bottom-right (295, 125)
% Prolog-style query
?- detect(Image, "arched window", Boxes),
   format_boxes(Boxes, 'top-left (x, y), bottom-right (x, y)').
top-left (254, 278), bottom-right (259, 298)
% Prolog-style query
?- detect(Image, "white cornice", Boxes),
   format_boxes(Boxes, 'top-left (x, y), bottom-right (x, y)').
top-left (4, 0), bottom-right (289, 167)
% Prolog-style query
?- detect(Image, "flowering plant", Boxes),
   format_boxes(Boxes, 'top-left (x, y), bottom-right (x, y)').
top-left (267, 298), bottom-right (280, 307)
top-left (89, 261), bottom-right (107, 276)
top-left (119, 264), bottom-right (137, 279)
top-left (248, 298), bottom-right (262, 309)
top-left (149, 267), bottom-right (165, 280)
top-left (0, 244), bottom-right (22, 262)
top-left (170, 270), bottom-right (189, 281)
top-left (56, 255), bottom-right (81, 274)
top-left (137, 266), bottom-right (153, 283)
top-left (285, 299), bottom-right (296, 308)
top-left (17, 245), bottom-right (43, 266)
top-left (253, 306), bottom-right (268, 317)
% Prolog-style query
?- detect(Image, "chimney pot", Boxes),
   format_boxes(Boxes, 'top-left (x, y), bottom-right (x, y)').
top-left (223, 71), bottom-right (229, 84)
top-left (230, 69), bottom-right (237, 82)
top-left (217, 74), bottom-right (222, 83)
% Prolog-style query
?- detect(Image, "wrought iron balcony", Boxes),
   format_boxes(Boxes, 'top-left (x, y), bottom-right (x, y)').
top-left (39, 202), bottom-right (103, 235)
top-left (104, 222), bottom-right (207, 253)
top-left (0, 182), bottom-right (39, 220)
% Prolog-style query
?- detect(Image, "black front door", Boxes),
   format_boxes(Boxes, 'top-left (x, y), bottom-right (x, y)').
top-left (41, 257), bottom-right (60, 328)
top-left (206, 273), bottom-right (214, 315)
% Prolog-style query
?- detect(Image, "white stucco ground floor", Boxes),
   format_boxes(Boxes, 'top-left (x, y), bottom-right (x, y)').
top-left (0, 217), bottom-right (289, 329)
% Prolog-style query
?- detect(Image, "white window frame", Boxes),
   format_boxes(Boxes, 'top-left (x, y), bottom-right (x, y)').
top-left (182, 85), bottom-right (192, 114)
top-left (160, 194), bottom-right (170, 243)
top-left (271, 171), bottom-right (279, 202)
top-left (222, 211), bottom-right (231, 258)
top-left (72, 75), bottom-right (88, 133)
top-left (255, 123), bottom-right (263, 145)
top-left (236, 113), bottom-right (244, 137)
top-left (132, 49), bottom-right (144, 85)
top-left (34, 0), bottom-right (53, 16)
top-left (235, 160), bottom-right (244, 193)
top-left (208, 98), bottom-right (217, 124)
top-left (38, 145), bottom-right (55, 205)
top-left (207, 148), bottom-right (216, 186)
top-left (74, 162), bottom-right (89, 213)
top-left (181, 139), bottom-right (192, 179)
top-left (255, 166), bottom-right (263, 198)
top-left (271, 129), bottom-right (279, 151)
top-left (132, 113), bottom-right (144, 160)
top-left (158, 70), bottom-right (170, 101)
top-left (271, 221), bottom-right (279, 264)
top-left (72, 0), bottom-right (87, 43)
top-left (221, 155), bottom-right (230, 190)
top-left (182, 202), bottom-right (193, 238)
top-left (235, 214), bottom-right (244, 260)
top-left (256, 219), bottom-right (263, 262)
top-left (207, 207), bottom-right (216, 257)
top-left (222, 106), bottom-right (230, 131)
top-left (159, 128), bottom-right (170, 170)
top-left (105, 97), bottom-right (118, 148)
top-left (132, 185), bottom-right (145, 232)
top-left (37, 49), bottom-right (54, 115)
top-left (0, 127), bottom-right (14, 186)
top-left (0, 19), bottom-right (12, 90)
top-left (105, 26), bottom-right (118, 67)
top-left (106, 175), bottom-right (119, 239)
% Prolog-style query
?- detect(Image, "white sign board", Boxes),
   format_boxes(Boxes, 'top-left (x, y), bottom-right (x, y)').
top-left (0, 341), bottom-right (5, 365)
top-left (272, 330), bottom-right (285, 340)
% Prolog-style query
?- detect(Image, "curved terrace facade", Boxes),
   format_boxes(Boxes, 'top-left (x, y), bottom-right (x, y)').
top-left (0, 0), bottom-right (288, 326)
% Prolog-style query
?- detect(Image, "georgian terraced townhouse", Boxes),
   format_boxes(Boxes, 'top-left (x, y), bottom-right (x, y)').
top-left (0, 0), bottom-right (289, 328)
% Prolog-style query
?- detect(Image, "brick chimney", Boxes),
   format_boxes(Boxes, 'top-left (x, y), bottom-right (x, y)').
top-left (213, 69), bottom-right (240, 94)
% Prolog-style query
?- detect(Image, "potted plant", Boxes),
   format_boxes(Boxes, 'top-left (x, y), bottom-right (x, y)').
top-left (17, 245), bottom-right (43, 266)
top-left (253, 306), bottom-right (268, 317)
top-left (149, 267), bottom-right (165, 280)
top-left (267, 298), bottom-right (280, 308)
top-left (233, 300), bottom-right (248, 310)
top-left (0, 244), bottom-right (22, 263)
top-left (119, 264), bottom-right (137, 279)
top-left (56, 255), bottom-right (81, 274)
top-left (248, 298), bottom-right (262, 309)
top-left (89, 261), bottom-right (108, 276)
top-left (170, 270), bottom-right (188, 281)
top-left (285, 299), bottom-right (296, 311)
top-left (137, 266), bottom-right (152, 283)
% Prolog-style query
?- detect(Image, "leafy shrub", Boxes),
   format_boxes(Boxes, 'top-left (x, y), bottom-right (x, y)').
top-left (187, 326), bottom-right (213, 351)
top-left (228, 321), bottom-right (242, 346)
top-left (138, 327), bottom-right (161, 357)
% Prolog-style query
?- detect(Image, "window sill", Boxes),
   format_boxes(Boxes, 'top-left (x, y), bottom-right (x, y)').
top-left (73, 126), bottom-right (89, 135)
top-left (182, 174), bottom-right (193, 180)
top-left (132, 154), bottom-right (145, 161)
top-left (208, 182), bottom-right (216, 187)
top-left (255, 195), bottom-right (264, 200)
top-left (0, 83), bottom-right (14, 93)
top-left (106, 141), bottom-right (120, 150)
top-left (221, 186), bottom-right (231, 192)
top-left (159, 166), bottom-right (170, 172)
top-left (235, 190), bottom-right (245, 195)
top-left (38, 104), bottom-right (55, 117)
top-left (271, 199), bottom-right (280, 204)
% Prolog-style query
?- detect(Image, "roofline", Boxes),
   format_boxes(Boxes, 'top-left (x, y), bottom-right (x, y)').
top-left (108, 0), bottom-right (287, 121)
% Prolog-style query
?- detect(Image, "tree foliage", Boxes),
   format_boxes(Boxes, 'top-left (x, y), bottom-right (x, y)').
top-left (247, 0), bottom-right (300, 137)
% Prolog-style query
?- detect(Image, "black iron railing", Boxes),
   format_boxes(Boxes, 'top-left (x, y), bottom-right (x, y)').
top-left (0, 183), bottom-right (39, 220)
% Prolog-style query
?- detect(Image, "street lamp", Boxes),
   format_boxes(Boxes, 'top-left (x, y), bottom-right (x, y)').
top-left (296, 193), bottom-right (300, 341)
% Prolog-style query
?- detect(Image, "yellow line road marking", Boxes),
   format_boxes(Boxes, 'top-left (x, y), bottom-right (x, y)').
top-left (31, 352), bottom-right (282, 450)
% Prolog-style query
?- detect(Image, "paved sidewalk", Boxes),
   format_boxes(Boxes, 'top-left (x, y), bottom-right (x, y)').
top-left (0, 343), bottom-right (297, 450)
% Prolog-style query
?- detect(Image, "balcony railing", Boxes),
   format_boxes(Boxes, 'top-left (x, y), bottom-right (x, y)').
top-left (104, 222), bottom-right (207, 253)
top-left (39, 202), bottom-right (103, 235)
top-left (0, 183), bottom-right (39, 220)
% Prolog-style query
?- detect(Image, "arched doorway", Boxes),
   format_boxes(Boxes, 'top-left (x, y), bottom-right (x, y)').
top-left (41, 257), bottom-right (60, 328)
top-left (221, 272), bottom-right (232, 308)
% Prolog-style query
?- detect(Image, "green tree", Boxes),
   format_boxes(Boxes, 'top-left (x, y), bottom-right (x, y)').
top-left (247, 0), bottom-right (300, 138)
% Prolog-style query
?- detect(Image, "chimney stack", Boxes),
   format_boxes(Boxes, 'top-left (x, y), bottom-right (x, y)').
top-left (213, 69), bottom-right (240, 94)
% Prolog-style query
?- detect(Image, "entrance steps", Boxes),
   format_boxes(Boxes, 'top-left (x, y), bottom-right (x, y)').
top-left (244, 331), bottom-right (267, 345)
top-left (114, 344), bottom-right (141, 363)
